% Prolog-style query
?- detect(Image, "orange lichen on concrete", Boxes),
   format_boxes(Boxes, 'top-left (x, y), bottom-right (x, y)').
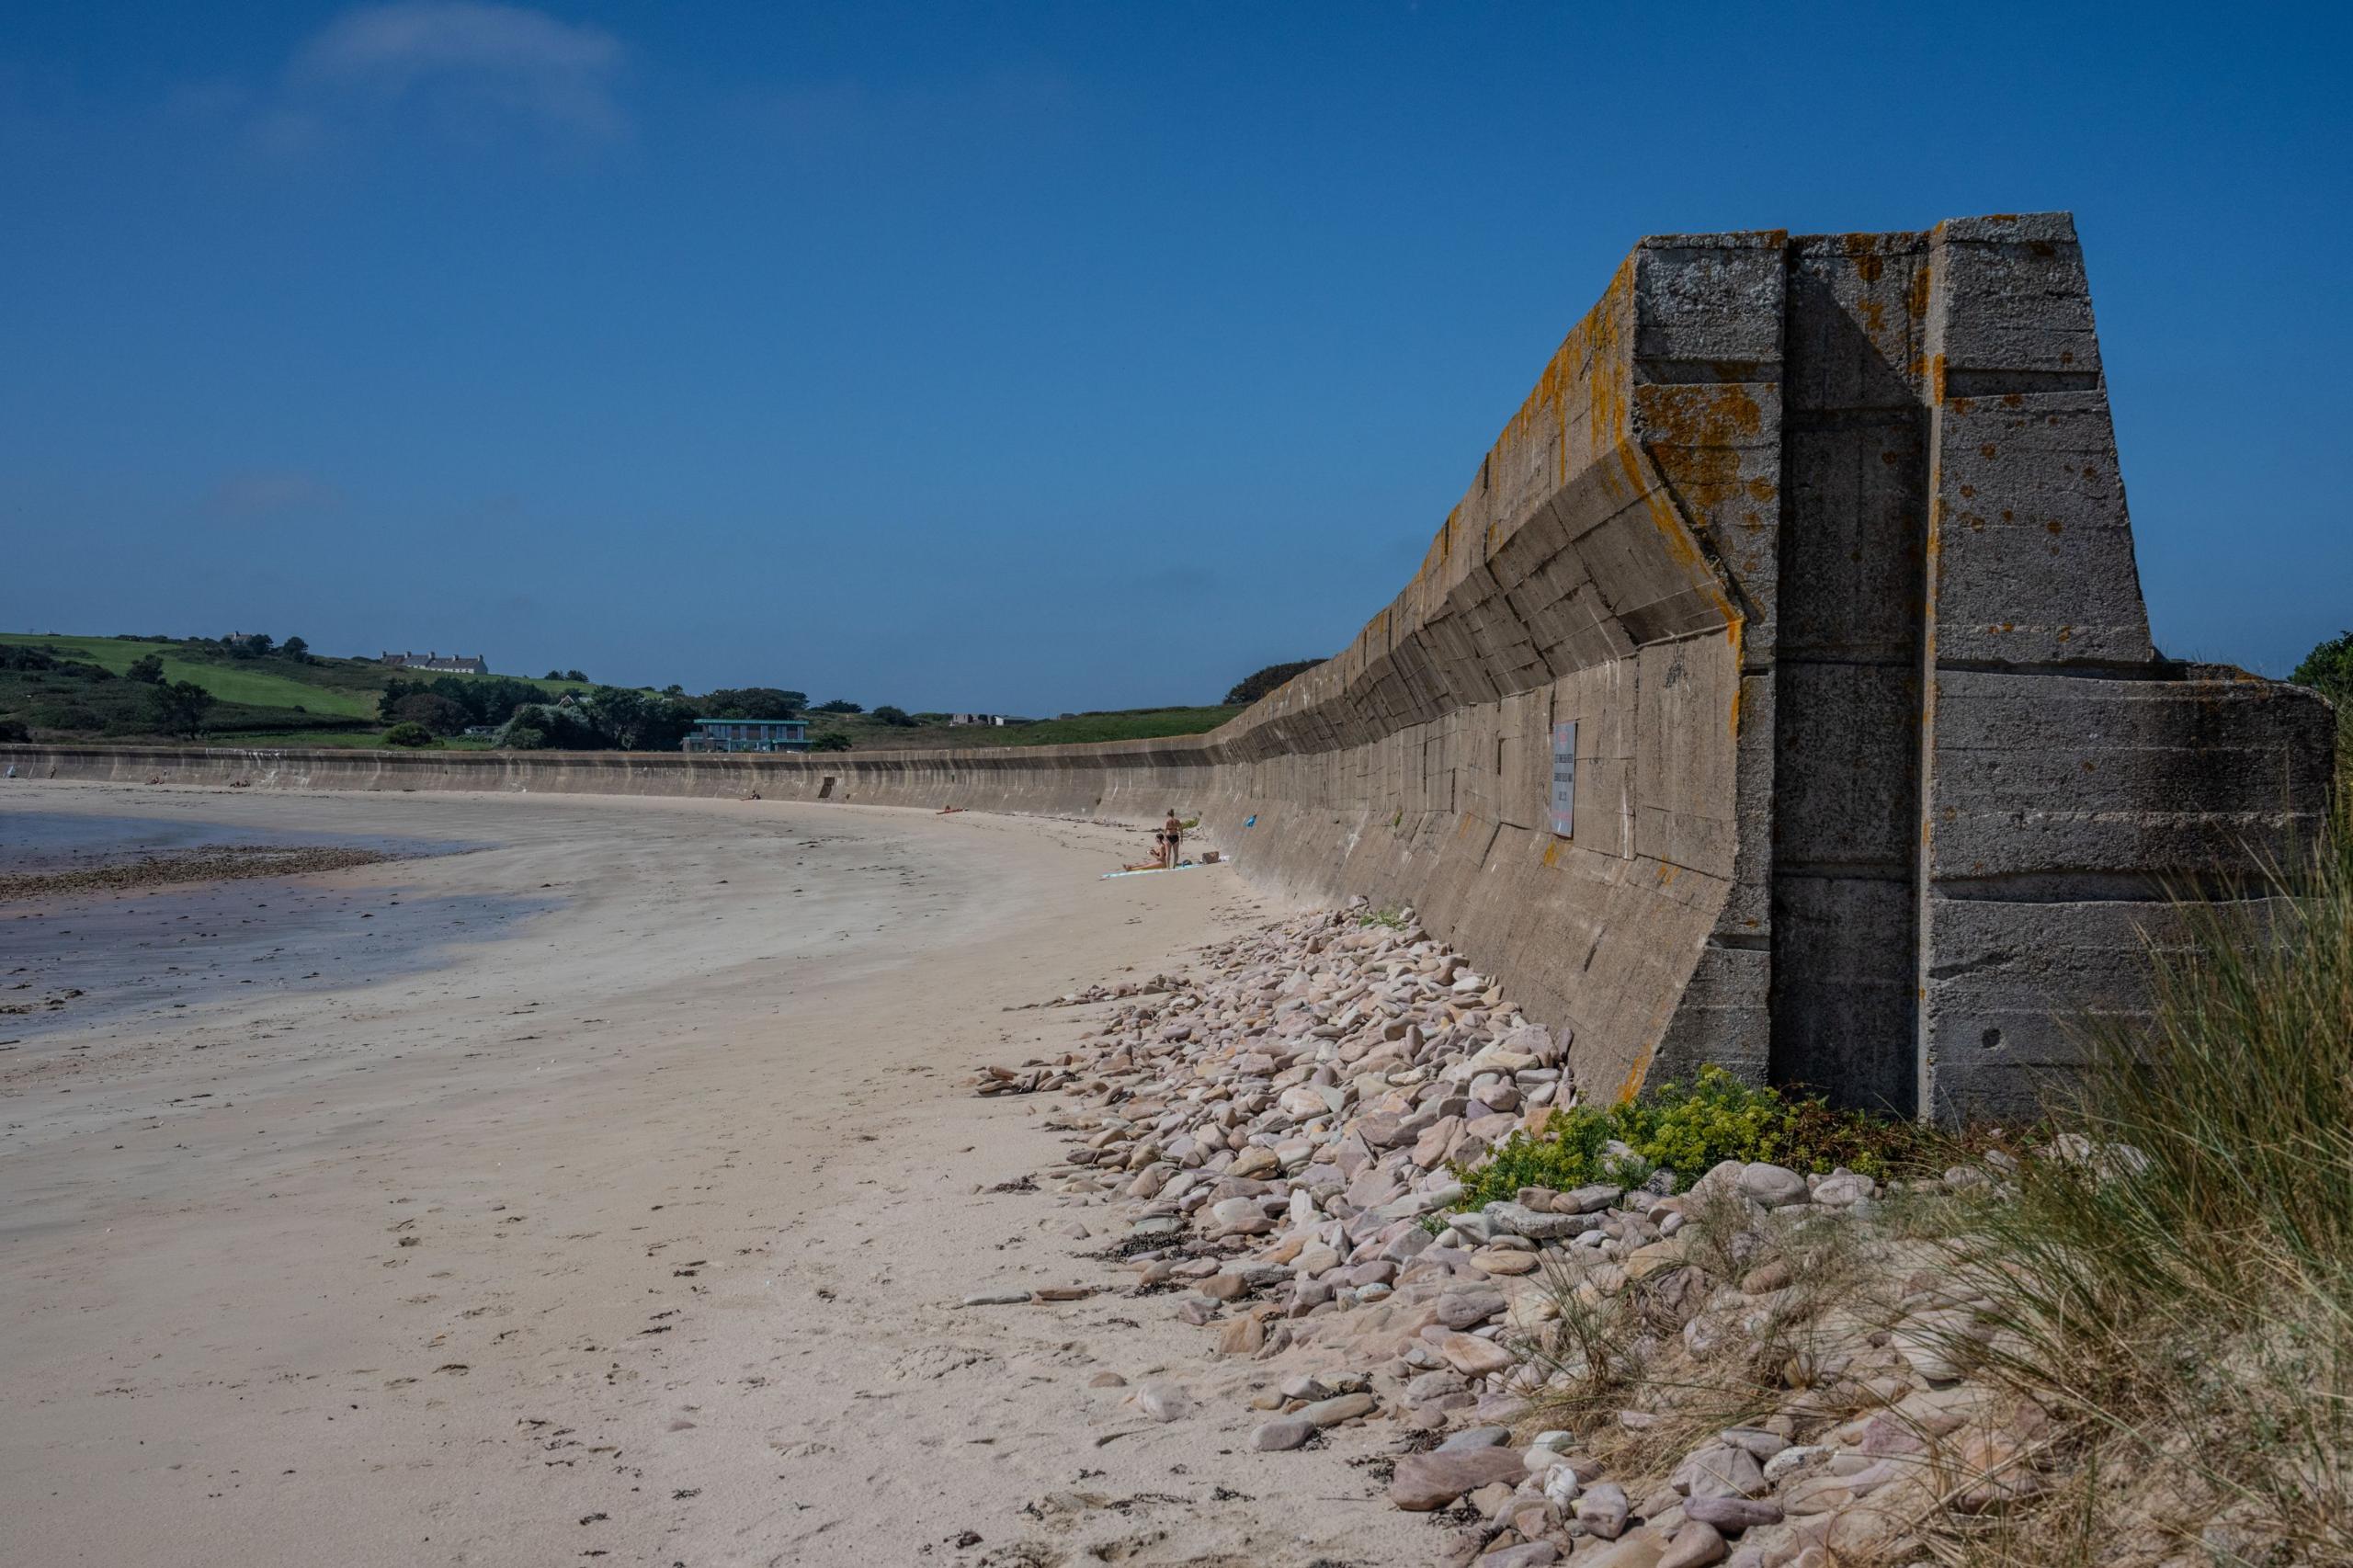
top-left (1610, 1024), bottom-right (1657, 1104)
top-left (1840, 232), bottom-right (1887, 285)
top-left (1487, 262), bottom-right (1631, 484)
top-left (1637, 383), bottom-right (1768, 522)
top-left (1584, 261), bottom-right (1634, 459)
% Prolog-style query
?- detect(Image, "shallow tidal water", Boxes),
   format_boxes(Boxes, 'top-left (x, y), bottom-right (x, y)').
top-left (0, 805), bottom-right (551, 1041)
top-left (0, 807), bottom-right (473, 871)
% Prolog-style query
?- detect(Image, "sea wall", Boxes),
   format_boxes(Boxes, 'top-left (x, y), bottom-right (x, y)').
top-left (8, 213), bottom-right (2335, 1122)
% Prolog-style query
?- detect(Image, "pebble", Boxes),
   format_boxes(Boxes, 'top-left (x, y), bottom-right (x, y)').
top-left (1466, 1480), bottom-right (1518, 1515)
top-left (1658, 1521), bottom-right (1729, 1568)
top-left (1483, 1201), bottom-right (1591, 1241)
top-left (1391, 1449), bottom-right (1527, 1511)
top-left (1434, 1425), bottom-right (1511, 1453)
top-left (1227, 1146), bottom-right (1281, 1179)
top-left (1215, 1314), bottom-right (1266, 1355)
top-left (1576, 1481), bottom-right (1631, 1540)
top-left (1470, 1246), bottom-right (1540, 1276)
top-left (1134, 1381), bottom-right (1190, 1423)
top-left (1717, 1427), bottom-right (1788, 1460)
top-left (1683, 1494), bottom-right (1783, 1532)
top-left (1295, 1392), bottom-right (1376, 1427)
top-left (1677, 1444), bottom-right (1767, 1500)
top-left (1437, 1290), bottom-right (1508, 1330)
top-left (1761, 1445), bottom-right (1827, 1485)
top-left (1812, 1170), bottom-right (1872, 1205)
top-left (1583, 1529), bottom-right (1668, 1568)
top-left (1251, 1416), bottom-right (1314, 1451)
top-left (1436, 1331), bottom-right (1517, 1377)
top-left (1733, 1164), bottom-right (1809, 1208)
top-left (1208, 1196), bottom-right (1263, 1229)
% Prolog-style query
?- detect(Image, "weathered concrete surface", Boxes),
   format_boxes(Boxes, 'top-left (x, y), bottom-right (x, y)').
top-left (7, 213), bottom-right (2335, 1121)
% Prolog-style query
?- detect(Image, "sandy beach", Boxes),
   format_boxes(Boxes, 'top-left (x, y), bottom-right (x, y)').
top-left (0, 783), bottom-right (1429, 1567)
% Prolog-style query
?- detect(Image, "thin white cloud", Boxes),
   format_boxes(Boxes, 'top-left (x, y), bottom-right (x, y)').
top-left (288, 2), bottom-right (626, 141)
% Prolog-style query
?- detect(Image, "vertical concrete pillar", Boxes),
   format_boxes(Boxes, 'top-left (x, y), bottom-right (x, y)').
top-left (1908, 213), bottom-right (2284, 1123)
top-left (1770, 231), bottom-right (1933, 1114)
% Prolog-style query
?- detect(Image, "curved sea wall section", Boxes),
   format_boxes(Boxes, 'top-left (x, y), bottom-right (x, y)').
top-left (9, 213), bottom-right (2335, 1122)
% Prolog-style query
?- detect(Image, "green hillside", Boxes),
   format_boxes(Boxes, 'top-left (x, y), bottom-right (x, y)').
top-left (0, 633), bottom-right (597, 746)
top-left (0, 631), bottom-right (1258, 753)
top-left (0, 633), bottom-right (382, 717)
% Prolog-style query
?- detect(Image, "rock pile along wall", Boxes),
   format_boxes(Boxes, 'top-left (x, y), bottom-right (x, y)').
top-left (9, 214), bottom-right (2334, 1123)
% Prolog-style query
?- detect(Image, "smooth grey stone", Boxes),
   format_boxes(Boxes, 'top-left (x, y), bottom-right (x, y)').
top-left (1434, 1425), bottom-right (1511, 1453)
top-left (1251, 1416), bottom-right (1314, 1451)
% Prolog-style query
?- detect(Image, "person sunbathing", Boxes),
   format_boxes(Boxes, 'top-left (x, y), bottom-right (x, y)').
top-left (1120, 810), bottom-right (1186, 872)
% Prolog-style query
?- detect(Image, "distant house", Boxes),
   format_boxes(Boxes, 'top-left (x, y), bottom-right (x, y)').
top-left (382, 651), bottom-right (489, 675)
top-left (949, 713), bottom-right (1007, 727)
top-left (683, 718), bottom-right (811, 754)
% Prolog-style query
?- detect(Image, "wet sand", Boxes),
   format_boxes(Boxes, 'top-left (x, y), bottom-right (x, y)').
top-left (0, 782), bottom-right (1428, 1567)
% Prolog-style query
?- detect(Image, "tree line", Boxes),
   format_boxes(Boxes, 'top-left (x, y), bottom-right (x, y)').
top-left (380, 674), bottom-right (578, 735)
top-left (377, 679), bottom-right (855, 751)
top-left (216, 631), bottom-right (310, 662)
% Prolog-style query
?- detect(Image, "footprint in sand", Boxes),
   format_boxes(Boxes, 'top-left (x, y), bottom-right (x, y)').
top-left (886, 1344), bottom-right (1001, 1381)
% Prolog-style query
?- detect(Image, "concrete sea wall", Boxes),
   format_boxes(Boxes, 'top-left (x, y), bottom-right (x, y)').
top-left (8, 213), bottom-right (2335, 1122)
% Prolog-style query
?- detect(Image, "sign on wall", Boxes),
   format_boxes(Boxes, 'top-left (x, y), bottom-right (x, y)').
top-left (1550, 721), bottom-right (1577, 838)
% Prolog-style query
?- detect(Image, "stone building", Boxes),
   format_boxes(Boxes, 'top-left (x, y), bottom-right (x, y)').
top-left (381, 652), bottom-right (489, 675)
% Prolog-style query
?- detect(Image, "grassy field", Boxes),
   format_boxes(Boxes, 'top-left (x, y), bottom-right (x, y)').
top-left (0, 632), bottom-right (620, 747)
top-left (0, 633), bottom-right (383, 718)
top-left (0, 630), bottom-right (1242, 752)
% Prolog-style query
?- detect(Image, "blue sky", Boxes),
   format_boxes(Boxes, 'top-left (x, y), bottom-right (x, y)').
top-left (2, 3), bottom-right (2346, 708)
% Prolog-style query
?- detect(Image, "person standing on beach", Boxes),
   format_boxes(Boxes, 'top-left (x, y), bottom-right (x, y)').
top-left (1159, 809), bottom-right (1184, 868)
